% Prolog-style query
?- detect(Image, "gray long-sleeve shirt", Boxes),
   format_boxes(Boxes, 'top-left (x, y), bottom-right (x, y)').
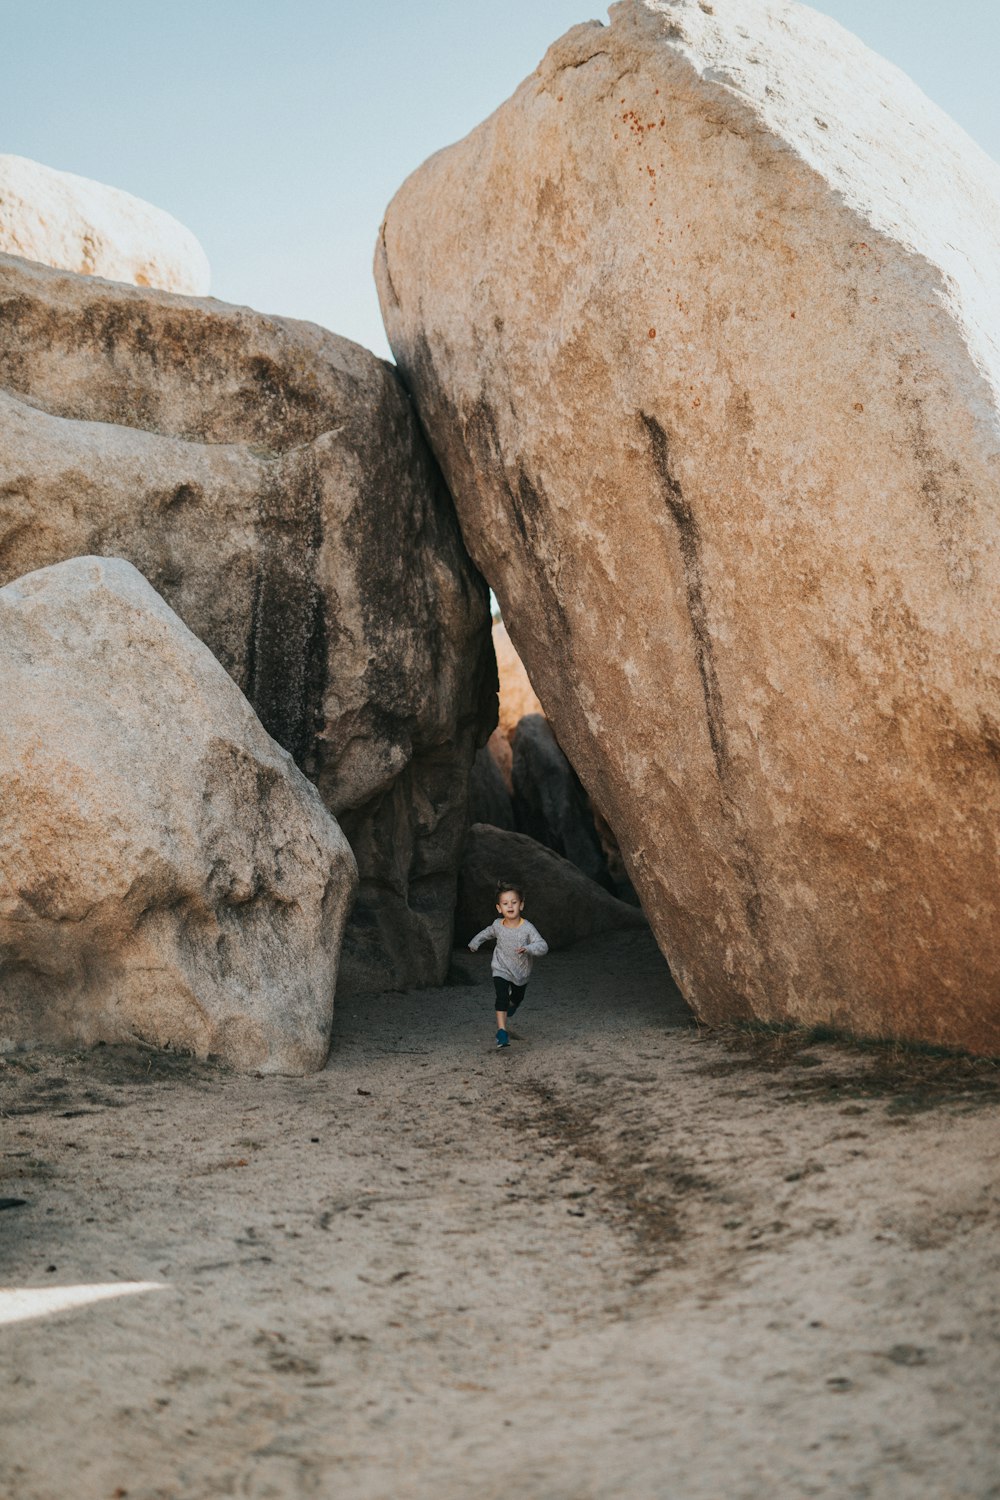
top-left (468, 918), bottom-right (549, 985)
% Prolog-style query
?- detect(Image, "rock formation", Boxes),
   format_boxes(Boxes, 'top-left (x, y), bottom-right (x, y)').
top-left (377, 0), bottom-right (1000, 1052)
top-left (0, 154), bottom-right (209, 294)
top-left (0, 557), bottom-right (356, 1073)
top-left (485, 725), bottom-right (514, 795)
top-left (512, 714), bottom-right (613, 890)
top-left (0, 252), bottom-right (495, 993)
top-left (456, 825), bottom-right (647, 954)
top-left (468, 745), bottom-right (515, 830)
top-left (492, 621), bottom-right (636, 898)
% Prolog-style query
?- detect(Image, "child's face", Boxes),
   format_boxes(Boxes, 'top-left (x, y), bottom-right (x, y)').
top-left (496, 890), bottom-right (524, 922)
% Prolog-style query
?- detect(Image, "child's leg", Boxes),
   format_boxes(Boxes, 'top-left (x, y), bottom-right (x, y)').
top-left (493, 975), bottom-right (510, 1032)
top-left (506, 983), bottom-right (527, 1018)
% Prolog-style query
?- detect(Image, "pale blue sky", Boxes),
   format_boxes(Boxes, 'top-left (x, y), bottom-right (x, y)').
top-left (2, 1), bottom-right (998, 359)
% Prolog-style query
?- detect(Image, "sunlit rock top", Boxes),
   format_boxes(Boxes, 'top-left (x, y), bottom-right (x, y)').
top-left (0, 153), bottom-right (209, 294)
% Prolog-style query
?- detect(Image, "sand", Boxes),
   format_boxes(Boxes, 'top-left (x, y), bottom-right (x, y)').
top-left (2, 928), bottom-right (999, 1499)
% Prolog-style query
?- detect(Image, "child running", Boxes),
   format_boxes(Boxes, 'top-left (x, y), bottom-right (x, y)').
top-left (468, 880), bottom-right (549, 1048)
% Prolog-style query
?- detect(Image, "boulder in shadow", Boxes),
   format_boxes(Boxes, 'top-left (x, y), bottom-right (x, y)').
top-left (512, 715), bottom-right (612, 890)
top-left (456, 824), bottom-right (646, 953)
top-left (469, 745), bottom-right (514, 830)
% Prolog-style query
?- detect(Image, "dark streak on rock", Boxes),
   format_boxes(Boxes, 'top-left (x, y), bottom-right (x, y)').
top-left (640, 412), bottom-right (728, 782)
top-left (640, 411), bottom-right (764, 938)
top-left (164, 481), bottom-right (201, 511)
top-left (896, 388), bottom-right (975, 591)
top-left (977, 713), bottom-right (1000, 772)
top-left (245, 453), bottom-right (327, 771)
top-left (327, 347), bottom-right (496, 991)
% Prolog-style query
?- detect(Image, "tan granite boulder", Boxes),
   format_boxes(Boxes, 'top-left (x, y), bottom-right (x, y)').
top-left (0, 557), bottom-right (356, 1073)
top-left (0, 154), bottom-right (209, 293)
top-left (0, 253), bottom-right (495, 993)
top-left (377, 0), bottom-right (1000, 1052)
top-left (456, 825), bottom-right (647, 953)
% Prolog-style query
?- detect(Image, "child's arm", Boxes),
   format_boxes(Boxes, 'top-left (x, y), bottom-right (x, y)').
top-left (518, 922), bottom-right (549, 957)
top-left (468, 923), bottom-right (498, 952)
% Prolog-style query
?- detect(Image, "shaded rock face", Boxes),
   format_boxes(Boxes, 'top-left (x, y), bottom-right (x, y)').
top-left (469, 745), bottom-right (515, 830)
top-left (456, 825), bottom-right (647, 954)
top-left (377, 0), bottom-right (1000, 1051)
top-left (492, 621), bottom-right (638, 900)
top-left (511, 715), bottom-right (613, 890)
top-left (0, 253), bottom-right (495, 993)
top-left (0, 154), bottom-right (209, 294)
top-left (0, 558), bottom-right (357, 1074)
top-left (485, 725), bottom-right (514, 796)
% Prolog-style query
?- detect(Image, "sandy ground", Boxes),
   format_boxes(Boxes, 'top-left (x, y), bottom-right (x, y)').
top-left (2, 927), bottom-right (999, 1500)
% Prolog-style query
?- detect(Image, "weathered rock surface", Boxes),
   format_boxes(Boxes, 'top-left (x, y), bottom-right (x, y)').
top-left (0, 252), bottom-right (495, 993)
top-left (378, 0), bottom-right (1000, 1051)
top-left (0, 154), bottom-right (209, 294)
top-left (456, 825), bottom-right (647, 953)
top-left (512, 714), bottom-right (613, 890)
top-left (0, 557), bottom-right (356, 1073)
top-left (485, 725), bottom-right (514, 795)
top-left (491, 622), bottom-right (638, 898)
top-left (468, 745), bottom-right (515, 830)
top-left (592, 803), bottom-right (643, 908)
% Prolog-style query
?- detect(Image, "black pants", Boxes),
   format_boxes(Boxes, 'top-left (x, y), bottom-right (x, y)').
top-left (493, 976), bottom-right (527, 1017)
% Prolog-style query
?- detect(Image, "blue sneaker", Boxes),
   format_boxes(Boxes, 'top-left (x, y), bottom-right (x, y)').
top-left (495, 1029), bottom-right (509, 1048)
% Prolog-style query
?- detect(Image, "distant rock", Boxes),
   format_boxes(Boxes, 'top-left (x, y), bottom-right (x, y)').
top-left (0, 557), bottom-right (356, 1074)
top-left (494, 619), bottom-right (543, 741)
top-left (378, 0), bottom-right (1000, 1052)
top-left (485, 725), bottom-right (514, 794)
top-left (456, 825), bottom-right (647, 953)
top-left (468, 745), bottom-right (515, 830)
top-left (0, 154), bottom-right (209, 293)
top-left (0, 252), bottom-right (494, 994)
top-left (511, 714), bottom-right (612, 890)
top-left (491, 624), bottom-right (636, 899)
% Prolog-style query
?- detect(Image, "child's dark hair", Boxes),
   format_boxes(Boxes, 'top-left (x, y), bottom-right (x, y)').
top-left (495, 879), bottom-right (525, 902)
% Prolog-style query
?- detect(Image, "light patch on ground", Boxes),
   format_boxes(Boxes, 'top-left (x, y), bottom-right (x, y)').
top-left (1, 928), bottom-right (998, 1499)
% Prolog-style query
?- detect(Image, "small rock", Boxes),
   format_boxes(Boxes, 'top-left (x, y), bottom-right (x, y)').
top-left (885, 1344), bottom-right (928, 1367)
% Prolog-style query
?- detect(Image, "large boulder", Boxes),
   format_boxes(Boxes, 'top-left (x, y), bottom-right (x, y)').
top-left (0, 154), bottom-right (209, 294)
top-left (377, 0), bottom-right (1000, 1052)
top-left (456, 825), bottom-right (647, 953)
top-left (0, 252), bottom-right (495, 993)
top-left (0, 557), bottom-right (356, 1074)
top-left (512, 714), bottom-right (613, 890)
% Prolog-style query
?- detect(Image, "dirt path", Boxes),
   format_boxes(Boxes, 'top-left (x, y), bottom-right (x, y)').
top-left (2, 929), bottom-right (999, 1499)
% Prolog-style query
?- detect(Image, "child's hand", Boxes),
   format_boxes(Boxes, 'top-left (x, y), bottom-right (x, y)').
top-left (468, 943), bottom-right (476, 952)
top-left (515, 946), bottom-right (526, 955)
